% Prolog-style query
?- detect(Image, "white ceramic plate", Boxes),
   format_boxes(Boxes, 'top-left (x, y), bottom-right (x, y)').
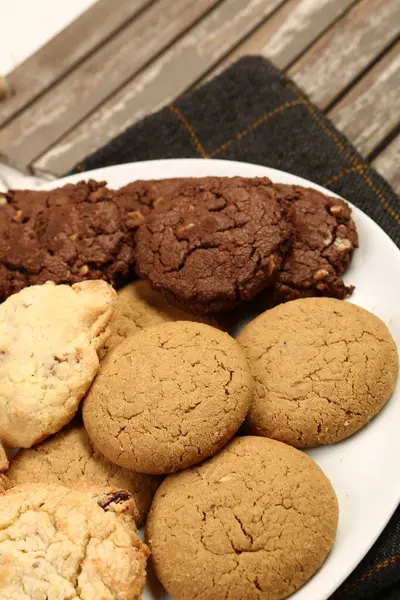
top-left (41, 159), bottom-right (400, 600)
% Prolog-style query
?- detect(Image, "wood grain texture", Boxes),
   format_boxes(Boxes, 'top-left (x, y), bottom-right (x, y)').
top-left (372, 134), bottom-right (400, 195)
top-left (289, 0), bottom-right (400, 109)
top-left (0, 0), bottom-right (152, 128)
top-left (329, 42), bottom-right (400, 157)
top-left (208, 0), bottom-right (357, 77)
top-left (0, 0), bottom-right (219, 170)
top-left (34, 0), bottom-right (284, 176)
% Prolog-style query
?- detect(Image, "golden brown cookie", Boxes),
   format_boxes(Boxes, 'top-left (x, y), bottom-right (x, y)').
top-left (0, 443), bottom-right (8, 472)
top-left (147, 436), bottom-right (338, 600)
top-left (0, 484), bottom-right (149, 600)
top-left (101, 280), bottom-right (220, 358)
top-left (238, 298), bottom-right (399, 447)
top-left (6, 420), bottom-right (159, 525)
top-left (83, 322), bottom-right (253, 474)
top-left (0, 475), bottom-right (8, 494)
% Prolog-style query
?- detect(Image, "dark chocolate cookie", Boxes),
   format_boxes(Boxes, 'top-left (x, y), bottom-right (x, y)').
top-left (0, 179), bottom-right (156, 301)
top-left (135, 177), bottom-right (294, 313)
top-left (262, 184), bottom-right (358, 304)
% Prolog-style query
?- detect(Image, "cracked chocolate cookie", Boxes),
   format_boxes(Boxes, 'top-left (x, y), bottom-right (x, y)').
top-left (147, 435), bottom-right (338, 600)
top-left (238, 297), bottom-right (398, 447)
top-left (101, 279), bottom-right (220, 358)
top-left (5, 420), bottom-right (159, 526)
top-left (135, 177), bottom-right (294, 313)
top-left (264, 184), bottom-right (358, 304)
top-left (83, 321), bottom-right (253, 474)
top-left (0, 484), bottom-right (148, 599)
top-left (0, 179), bottom-right (179, 301)
top-left (0, 280), bottom-right (116, 448)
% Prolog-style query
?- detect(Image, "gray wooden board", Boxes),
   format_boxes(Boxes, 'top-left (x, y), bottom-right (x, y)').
top-left (0, 0), bottom-right (220, 170)
top-left (329, 41), bottom-right (400, 157)
top-left (0, 0), bottom-right (152, 128)
top-left (206, 0), bottom-right (357, 77)
top-left (33, 0), bottom-right (285, 176)
top-left (288, 0), bottom-right (400, 110)
top-left (372, 134), bottom-right (400, 196)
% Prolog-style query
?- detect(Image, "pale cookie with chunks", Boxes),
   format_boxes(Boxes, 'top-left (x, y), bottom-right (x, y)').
top-left (0, 484), bottom-right (148, 600)
top-left (147, 436), bottom-right (338, 600)
top-left (101, 280), bottom-right (220, 358)
top-left (6, 420), bottom-right (159, 525)
top-left (83, 322), bottom-right (253, 474)
top-left (238, 298), bottom-right (399, 447)
top-left (0, 280), bottom-right (116, 448)
top-left (0, 444), bottom-right (8, 472)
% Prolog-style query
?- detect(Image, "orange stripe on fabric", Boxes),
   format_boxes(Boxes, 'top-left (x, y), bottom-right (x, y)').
top-left (209, 100), bottom-right (301, 158)
top-left (168, 104), bottom-right (208, 158)
top-left (334, 553), bottom-right (400, 596)
top-left (286, 82), bottom-right (400, 225)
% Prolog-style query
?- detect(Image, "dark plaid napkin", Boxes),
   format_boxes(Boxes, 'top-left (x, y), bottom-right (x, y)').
top-left (70, 56), bottom-right (400, 598)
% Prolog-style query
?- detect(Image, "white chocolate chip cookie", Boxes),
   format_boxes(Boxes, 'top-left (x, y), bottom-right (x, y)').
top-left (0, 280), bottom-right (116, 448)
top-left (0, 484), bottom-right (148, 600)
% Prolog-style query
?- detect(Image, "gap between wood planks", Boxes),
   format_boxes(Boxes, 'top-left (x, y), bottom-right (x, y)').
top-left (0, 0), bottom-right (156, 128)
top-left (0, 0), bottom-right (398, 188)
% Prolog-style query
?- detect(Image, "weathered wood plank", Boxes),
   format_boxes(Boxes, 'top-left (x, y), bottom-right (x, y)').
top-left (0, 0), bottom-right (152, 128)
top-left (0, 0), bottom-right (220, 170)
top-left (288, 0), bottom-right (400, 109)
top-left (207, 0), bottom-right (357, 78)
top-left (34, 0), bottom-right (285, 177)
top-left (329, 42), bottom-right (400, 157)
top-left (372, 134), bottom-right (400, 196)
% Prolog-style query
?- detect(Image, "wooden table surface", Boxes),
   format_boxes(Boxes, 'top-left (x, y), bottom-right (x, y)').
top-left (0, 0), bottom-right (398, 194)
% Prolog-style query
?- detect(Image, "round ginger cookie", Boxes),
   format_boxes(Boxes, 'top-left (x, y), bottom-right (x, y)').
top-left (101, 279), bottom-right (220, 358)
top-left (238, 298), bottom-right (399, 447)
top-left (263, 184), bottom-right (358, 304)
top-left (0, 484), bottom-right (148, 600)
top-left (83, 321), bottom-right (253, 474)
top-left (135, 177), bottom-right (294, 313)
top-left (6, 420), bottom-right (159, 525)
top-left (146, 436), bottom-right (338, 600)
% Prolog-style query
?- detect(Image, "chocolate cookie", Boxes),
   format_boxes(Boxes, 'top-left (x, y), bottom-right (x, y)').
top-left (0, 178), bottom-right (184, 301)
top-left (135, 177), bottom-right (294, 313)
top-left (83, 321), bottom-right (253, 474)
top-left (147, 436), bottom-right (338, 600)
top-left (265, 184), bottom-right (358, 304)
top-left (238, 298), bottom-right (398, 447)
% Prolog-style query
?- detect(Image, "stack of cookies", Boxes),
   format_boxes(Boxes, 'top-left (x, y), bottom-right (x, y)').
top-left (0, 176), bottom-right (398, 600)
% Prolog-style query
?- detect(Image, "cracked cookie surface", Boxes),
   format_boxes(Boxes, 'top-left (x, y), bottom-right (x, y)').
top-left (135, 177), bottom-right (294, 313)
top-left (238, 298), bottom-right (398, 447)
top-left (5, 420), bottom-right (159, 525)
top-left (262, 185), bottom-right (358, 304)
top-left (83, 321), bottom-right (253, 474)
top-left (0, 179), bottom-right (183, 301)
top-left (0, 484), bottom-right (148, 600)
top-left (101, 280), bottom-right (219, 358)
top-left (146, 436), bottom-right (338, 600)
top-left (0, 280), bottom-right (116, 448)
